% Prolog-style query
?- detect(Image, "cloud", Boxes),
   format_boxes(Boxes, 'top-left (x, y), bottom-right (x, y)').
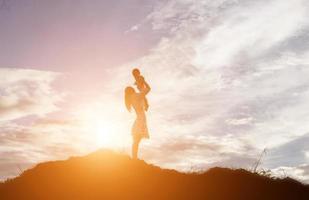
top-left (272, 164), bottom-right (309, 184)
top-left (264, 133), bottom-right (309, 168)
top-left (0, 151), bottom-right (35, 180)
top-left (299, 165), bottom-right (309, 183)
top-left (194, 0), bottom-right (309, 67)
top-left (141, 134), bottom-right (258, 171)
top-left (0, 119), bottom-right (94, 181)
top-left (107, 0), bottom-right (309, 182)
top-left (0, 68), bottom-right (62, 121)
top-left (225, 117), bottom-right (253, 126)
top-left (112, 0), bottom-right (309, 142)
top-left (1, 0), bottom-right (309, 184)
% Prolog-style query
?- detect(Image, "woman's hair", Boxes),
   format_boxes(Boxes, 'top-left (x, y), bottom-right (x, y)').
top-left (125, 86), bottom-right (135, 112)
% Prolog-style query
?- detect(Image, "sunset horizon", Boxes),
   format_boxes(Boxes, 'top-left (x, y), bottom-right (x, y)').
top-left (1, 0), bottom-right (309, 189)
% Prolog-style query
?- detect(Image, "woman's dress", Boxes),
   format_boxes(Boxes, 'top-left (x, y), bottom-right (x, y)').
top-left (131, 93), bottom-right (149, 139)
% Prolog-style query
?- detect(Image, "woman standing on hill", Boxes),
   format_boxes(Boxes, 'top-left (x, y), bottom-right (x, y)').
top-left (124, 69), bottom-right (151, 159)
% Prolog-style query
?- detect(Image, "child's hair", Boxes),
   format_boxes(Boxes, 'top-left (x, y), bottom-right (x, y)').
top-left (132, 68), bottom-right (140, 77)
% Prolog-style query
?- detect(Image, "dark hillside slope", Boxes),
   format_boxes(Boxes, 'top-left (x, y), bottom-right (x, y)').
top-left (0, 150), bottom-right (308, 200)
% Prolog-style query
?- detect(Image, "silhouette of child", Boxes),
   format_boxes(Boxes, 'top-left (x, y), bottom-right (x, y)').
top-left (132, 68), bottom-right (149, 111)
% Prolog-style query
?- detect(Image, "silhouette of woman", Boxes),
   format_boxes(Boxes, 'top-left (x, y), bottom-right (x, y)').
top-left (125, 74), bottom-right (151, 159)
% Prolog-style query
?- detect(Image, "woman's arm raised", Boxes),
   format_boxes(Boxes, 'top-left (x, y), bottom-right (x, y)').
top-left (141, 77), bottom-right (151, 96)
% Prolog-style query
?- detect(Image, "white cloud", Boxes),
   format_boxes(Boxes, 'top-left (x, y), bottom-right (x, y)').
top-left (226, 117), bottom-right (253, 125)
top-left (1, 0), bottom-right (309, 184)
top-left (0, 119), bottom-right (96, 180)
top-left (0, 68), bottom-right (62, 121)
top-left (272, 164), bottom-right (309, 184)
top-left (108, 0), bottom-right (309, 183)
top-left (194, 0), bottom-right (309, 68)
top-left (141, 133), bottom-right (258, 171)
top-left (115, 0), bottom-right (309, 145)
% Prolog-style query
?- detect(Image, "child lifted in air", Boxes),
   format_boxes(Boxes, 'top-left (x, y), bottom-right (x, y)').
top-left (132, 68), bottom-right (149, 111)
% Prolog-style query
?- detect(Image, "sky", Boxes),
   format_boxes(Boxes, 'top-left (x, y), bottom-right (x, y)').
top-left (0, 0), bottom-right (309, 184)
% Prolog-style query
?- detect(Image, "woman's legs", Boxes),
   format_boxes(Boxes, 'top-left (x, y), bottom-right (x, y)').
top-left (132, 135), bottom-right (141, 159)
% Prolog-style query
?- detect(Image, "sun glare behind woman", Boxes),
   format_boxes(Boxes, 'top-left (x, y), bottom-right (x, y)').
top-left (93, 119), bottom-right (115, 147)
top-left (77, 105), bottom-right (129, 149)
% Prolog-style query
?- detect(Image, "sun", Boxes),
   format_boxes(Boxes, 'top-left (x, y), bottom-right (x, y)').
top-left (76, 103), bottom-right (130, 149)
top-left (92, 119), bottom-right (116, 147)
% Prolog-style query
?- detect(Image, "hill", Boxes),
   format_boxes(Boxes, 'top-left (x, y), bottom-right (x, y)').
top-left (0, 150), bottom-right (308, 200)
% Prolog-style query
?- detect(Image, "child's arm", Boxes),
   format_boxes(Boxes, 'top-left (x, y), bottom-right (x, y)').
top-left (136, 76), bottom-right (145, 91)
top-left (140, 77), bottom-right (151, 96)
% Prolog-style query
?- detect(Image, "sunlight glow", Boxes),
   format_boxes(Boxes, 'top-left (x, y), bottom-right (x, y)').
top-left (75, 102), bottom-right (131, 150)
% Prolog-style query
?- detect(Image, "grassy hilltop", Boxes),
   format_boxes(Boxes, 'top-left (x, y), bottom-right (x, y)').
top-left (0, 150), bottom-right (308, 200)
